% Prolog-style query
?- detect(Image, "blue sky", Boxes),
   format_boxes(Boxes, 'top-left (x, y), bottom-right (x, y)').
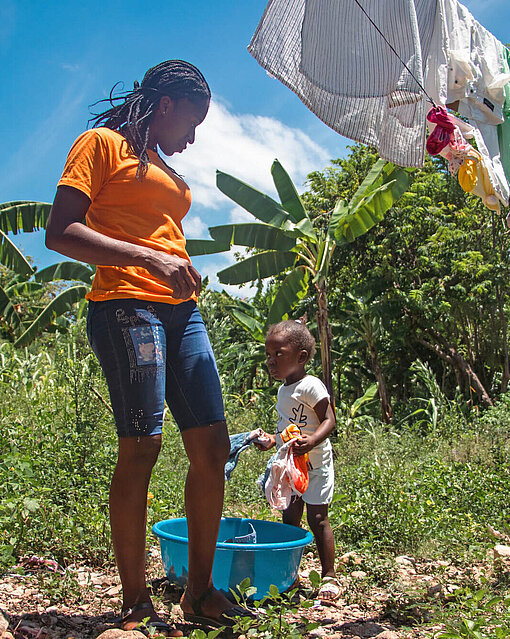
top-left (1, 0), bottom-right (509, 294)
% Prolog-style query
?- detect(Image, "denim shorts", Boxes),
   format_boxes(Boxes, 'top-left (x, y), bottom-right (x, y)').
top-left (86, 298), bottom-right (225, 437)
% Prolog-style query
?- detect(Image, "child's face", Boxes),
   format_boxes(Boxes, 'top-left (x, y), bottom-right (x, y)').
top-left (265, 332), bottom-right (308, 384)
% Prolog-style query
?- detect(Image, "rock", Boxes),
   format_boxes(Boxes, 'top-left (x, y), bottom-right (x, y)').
top-left (487, 525), bottom-right (510, 542)
top-left (494, 544), bottom-right (510, 559)
top-left (0, 610), bottom-right (8, 633)
top-left (427, 583), bottom-right (442, 597)
top-left (351, 570), bottom-right (367, 579)
top-left (345, 622), bottom-right (386, 638)
top-left (96, 630), bottom-right (146, 639)
top-left (339, 551), bottom-right (362, 565)
top-left (375, 632), bottom-right (399, 639)
top-left (395, 555), bottom-right (415, 566)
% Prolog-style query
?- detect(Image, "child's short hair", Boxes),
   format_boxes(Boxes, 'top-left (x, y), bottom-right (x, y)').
top-left (266, 317), bottom-right (316, 363)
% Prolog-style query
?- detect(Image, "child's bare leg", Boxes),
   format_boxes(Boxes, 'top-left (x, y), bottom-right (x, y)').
top-left (282, 496), bottom-right (304, 527)
top-left (306, 504), bottom-right (335, 579)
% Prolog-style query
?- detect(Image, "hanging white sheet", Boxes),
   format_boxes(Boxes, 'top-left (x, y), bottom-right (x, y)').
top-left (249, 0), bottom-right (446, 168)
top-left (249, 0), bottom-right (510, 204)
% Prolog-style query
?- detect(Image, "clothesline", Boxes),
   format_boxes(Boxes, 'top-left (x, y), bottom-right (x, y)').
top-left (248, 0), bottom-right (510, 210)
top-left (352, 0), bottom-right (437, 107)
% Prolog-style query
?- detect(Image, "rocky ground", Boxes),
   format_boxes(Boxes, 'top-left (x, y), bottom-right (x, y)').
top-left (1, 544), bottom-right (508, 639)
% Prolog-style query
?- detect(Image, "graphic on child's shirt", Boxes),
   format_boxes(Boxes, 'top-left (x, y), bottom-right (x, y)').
top-left (291, 404), bottom-right (307, 428)
top-left (291, 404), bottom-right (308, 426)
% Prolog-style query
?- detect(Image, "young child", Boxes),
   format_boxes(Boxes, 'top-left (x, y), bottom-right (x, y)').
top-left (256, 319), bottom-right (340, 601)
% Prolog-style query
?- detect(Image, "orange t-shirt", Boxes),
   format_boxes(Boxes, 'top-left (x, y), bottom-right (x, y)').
top-left (58, 127), bottom-right (196, 304)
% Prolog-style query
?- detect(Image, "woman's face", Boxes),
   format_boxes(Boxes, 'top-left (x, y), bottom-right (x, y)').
top-left (151, 96), bottom-right (209, 156)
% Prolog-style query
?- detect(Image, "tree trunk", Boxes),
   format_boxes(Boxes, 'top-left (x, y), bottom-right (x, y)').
top-left (316, 279), bottom-right (335, 413)
top-left (368, 342), bottom-right (393, 423)
top-left (417, 330), bottom-right (493, 407)
top-left (496, 287), bottom-right (510, 393)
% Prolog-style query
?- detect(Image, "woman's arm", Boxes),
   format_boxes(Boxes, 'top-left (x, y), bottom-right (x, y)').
top-left (46, 185), bottom-right (201, 299)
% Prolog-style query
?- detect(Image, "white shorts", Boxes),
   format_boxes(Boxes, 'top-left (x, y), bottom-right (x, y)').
top-left (302, 461), bottom-right (334, 505)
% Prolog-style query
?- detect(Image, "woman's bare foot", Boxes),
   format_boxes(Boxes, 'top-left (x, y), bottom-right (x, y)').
top-left (180, 586), bottom-right (235, 620)
top-left (120, 601), bottom-right (183, 637)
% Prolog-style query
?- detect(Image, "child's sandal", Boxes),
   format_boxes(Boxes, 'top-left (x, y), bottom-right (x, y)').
top-left (318, 576), bottom-right (341, 602)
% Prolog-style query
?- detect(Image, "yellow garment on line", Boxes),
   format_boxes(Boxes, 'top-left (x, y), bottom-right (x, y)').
top-left (458, 149), bottom-right (500, 211)
top-left (458, 149), bottom-right (481, 193)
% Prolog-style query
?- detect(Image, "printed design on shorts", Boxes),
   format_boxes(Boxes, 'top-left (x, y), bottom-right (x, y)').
top-left (115, 305), bottom-right (163, 383)
top-left (129, 326), bottom-right (162, 366)
top-left (130, 407), bottom-right (149, 434)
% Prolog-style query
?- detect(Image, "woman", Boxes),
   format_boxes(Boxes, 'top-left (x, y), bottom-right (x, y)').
top-left (46, 60), bottom-right (252, 636)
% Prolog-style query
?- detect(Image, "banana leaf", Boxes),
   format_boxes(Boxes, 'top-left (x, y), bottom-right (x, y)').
top-left (0, 201), bottom-right (51, 234)
top-left (216, 170), bottom-right (289, 227)
top-left (217, 251), bottom-right (296, 285)
top-left (14, 285), bottom-right (88, 347)
top-left (271, 160), bottom-right (307, 223)
top-left (35, 261), bottom-right (95, 284)
top-left (186, 238), bottom-right (230, 256)
top-left (267, 267), bottom-right (309, 327)
top-left (209, 223), bottom-right (296, 251)
top-left (0, 230), bottom-right (34, 276)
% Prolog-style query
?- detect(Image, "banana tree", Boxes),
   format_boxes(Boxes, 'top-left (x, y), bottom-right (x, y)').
top-left (336, 292), bottom-right (393, 423)
top-left (190, 159), bottom-right (412, 408)
top-left (0, 201), bottom-right (94, 346)
top-left (219, 278), bottom-right (311, 388)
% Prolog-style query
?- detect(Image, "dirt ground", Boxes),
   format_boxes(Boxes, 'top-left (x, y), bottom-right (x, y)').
top-left (0, 547), bottom-right (452, 639)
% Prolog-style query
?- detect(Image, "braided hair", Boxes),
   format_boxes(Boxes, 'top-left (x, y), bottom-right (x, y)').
top-left (89, 60), bottom-right (211, 178)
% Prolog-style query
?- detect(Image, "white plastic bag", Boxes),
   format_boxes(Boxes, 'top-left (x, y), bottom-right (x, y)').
top-left (264, 441), bottom-right (304, 510)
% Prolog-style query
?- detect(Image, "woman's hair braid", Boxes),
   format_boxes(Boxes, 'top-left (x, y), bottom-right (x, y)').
top-left (88, 60), bottom-right (210, 178)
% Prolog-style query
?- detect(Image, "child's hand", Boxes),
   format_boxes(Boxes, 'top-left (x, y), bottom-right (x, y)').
top-left (292, 434), bottom-right (316, 455)
top-left (254, 432), bottom-right (275, 451)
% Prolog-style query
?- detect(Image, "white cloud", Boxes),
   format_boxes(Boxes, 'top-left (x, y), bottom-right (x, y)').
top-left (182, 214), bottom-right (208, 238)
top-left (168, 97), bottom-right (331, 211)
top-left (229, 206), bottom-right (253, 224)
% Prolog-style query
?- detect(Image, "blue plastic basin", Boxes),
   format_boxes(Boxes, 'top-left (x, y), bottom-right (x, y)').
top-left (152, 517), bottom-right (313, 599)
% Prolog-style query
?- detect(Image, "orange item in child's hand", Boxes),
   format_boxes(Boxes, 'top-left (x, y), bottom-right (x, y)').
top-left (281, 424), bottom-right (309, 494)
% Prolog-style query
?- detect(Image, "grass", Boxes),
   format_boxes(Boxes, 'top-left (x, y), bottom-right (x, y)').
top-left (1, 327), bottom-right (510, 634)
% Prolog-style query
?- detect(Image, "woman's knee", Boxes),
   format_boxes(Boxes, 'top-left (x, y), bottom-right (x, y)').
top-left (117, 434), bottom-right (162, 469)
top-left (183, 421), bottom-right (230, 470)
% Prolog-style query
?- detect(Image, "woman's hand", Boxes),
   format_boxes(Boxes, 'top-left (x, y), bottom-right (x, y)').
top-left (145, 251), bottom-right (202, 299)
top-left (47, 185), bottom-right (201, 300)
